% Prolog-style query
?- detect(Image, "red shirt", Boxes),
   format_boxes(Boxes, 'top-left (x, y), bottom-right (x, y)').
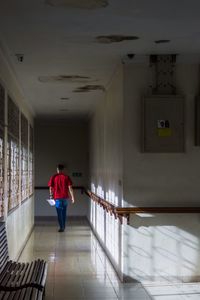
top-left (48, 173), bottom-right (72, 199)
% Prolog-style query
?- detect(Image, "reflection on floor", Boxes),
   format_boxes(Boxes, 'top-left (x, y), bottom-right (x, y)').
top-left (19, 219), bottom-right (200, 300)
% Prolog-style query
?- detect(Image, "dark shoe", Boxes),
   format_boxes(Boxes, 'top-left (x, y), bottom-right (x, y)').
top-left (58, 228), bottom-right (64, 232)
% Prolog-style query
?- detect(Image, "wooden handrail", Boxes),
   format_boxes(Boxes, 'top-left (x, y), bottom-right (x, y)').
top-left (35, 187), bottom-right (200, 224)
top-left (87, 190), bottom-right (200, 225)
top-left (86, 190), bottom-right (117, 211)
top-left (116, 207), bottom-right (200, 214)
top-left (86, 190), bottom-right (128, 224)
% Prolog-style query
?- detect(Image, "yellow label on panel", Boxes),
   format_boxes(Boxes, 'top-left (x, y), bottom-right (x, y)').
top-left (158, 128), bottom-right (172, 137)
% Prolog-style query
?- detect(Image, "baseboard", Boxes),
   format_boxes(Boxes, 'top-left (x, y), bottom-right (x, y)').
top-left (88, 218), bottom-right (124, 282)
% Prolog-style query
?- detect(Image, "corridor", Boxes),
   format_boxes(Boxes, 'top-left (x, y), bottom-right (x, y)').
top-left (1, 1), bottom-right (200, 298)
top-left (18, 219), bottom-right (200, 300)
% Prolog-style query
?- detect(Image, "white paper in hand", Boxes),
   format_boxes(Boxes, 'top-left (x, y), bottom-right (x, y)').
top-left (46, 199), bottom-right (56, 206)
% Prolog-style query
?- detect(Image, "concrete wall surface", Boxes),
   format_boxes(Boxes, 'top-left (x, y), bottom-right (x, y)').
top-left (7, 198), bottom-right (34, 260)
top-left (0, 48), bottom-right (34, 260)
top-left (123, 213), bottom-right (200, 282)
top-left (89, 64), bottom-right (124, 278)
top-left (123, 63), bottom-right (200, 206)
top-left (89, 58), bottom-right (200, 282)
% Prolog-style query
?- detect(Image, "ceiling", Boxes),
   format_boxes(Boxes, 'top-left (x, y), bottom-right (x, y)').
top-left (0, 0), bottom-right (200, 118)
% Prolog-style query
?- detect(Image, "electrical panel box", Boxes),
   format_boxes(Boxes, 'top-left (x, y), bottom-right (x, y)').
top-left (142, 95), bottom-right (184, 153)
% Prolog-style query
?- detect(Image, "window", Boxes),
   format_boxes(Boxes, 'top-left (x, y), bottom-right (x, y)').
top-left (7, 97), bottom-right (19, 211)
top-left (21, 114), bottom-right (29, 201)
top-left (0, 127), bottom-right (4, 217)
top-left (29, 125), bottom-right (33, 196)
top-left (0, 84), bottom-right (5, 217)
top-left (0, 84), bottom-right (5, 127)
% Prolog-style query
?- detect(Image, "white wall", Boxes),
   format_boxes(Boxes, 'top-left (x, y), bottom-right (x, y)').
top-left (7, 197), bottom-right (34, 260)
top-left (89, 64), bottom-right (124, 278)
top-left (123, 213), bottom-right (200, 282)
top-left (0, 47), bottom-right (34, 260)
top-left (123, 63), bottom-right (200, 206)
top-left (90, 64), bottom-right (124, 204)
top-left (122, 61), bottom-right (200, 281)
top-left (90, 59), bottom-right (200, 282)
top-left (35, 119), bottom-right (89, 216)
top-left (35, 189), bottom-right (88, 216)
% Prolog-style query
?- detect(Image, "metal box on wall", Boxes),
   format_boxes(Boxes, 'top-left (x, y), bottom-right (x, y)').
top-left (142, 95), bottom-right (185, 153)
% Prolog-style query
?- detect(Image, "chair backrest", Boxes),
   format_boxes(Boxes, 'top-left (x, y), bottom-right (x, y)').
top-left (0, 222), bottom-right (9, 273)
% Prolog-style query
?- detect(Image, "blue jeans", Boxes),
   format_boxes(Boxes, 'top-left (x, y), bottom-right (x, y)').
top-left (55, 199), bottom-right (68, 230)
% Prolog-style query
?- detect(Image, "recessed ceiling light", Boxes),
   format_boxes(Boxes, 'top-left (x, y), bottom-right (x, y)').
top-left (154, 39), bottom-right (171, 44)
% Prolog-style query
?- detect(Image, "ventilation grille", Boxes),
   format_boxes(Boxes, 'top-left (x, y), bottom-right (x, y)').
top-left (150, 54), bottom-right (176, 95)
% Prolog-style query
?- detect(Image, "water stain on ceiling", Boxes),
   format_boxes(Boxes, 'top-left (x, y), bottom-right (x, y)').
top-left (154, 39), bottom-right (171, 44)
top-left (39, 75), bottom-right (96, 83)
top-left (96, 35), bottom-right (139, 44)
top-left (73, 85), bottom-right (105, 92)
top-left (46, 0), bottom-right (108, 9)
top-left (60, 97), bottom-right (70, 100)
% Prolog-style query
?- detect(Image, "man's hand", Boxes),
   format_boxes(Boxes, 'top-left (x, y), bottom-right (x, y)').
top-left (49, 187), bottom-right (53, 199)
top-left (69, 186), bottom-right (75, 204)
top-left (71, 198), bottom-right (75, 204)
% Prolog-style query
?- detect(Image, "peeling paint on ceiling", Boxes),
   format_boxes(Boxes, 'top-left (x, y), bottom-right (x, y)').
top-left (38, 75), bottom-right (96, 83)
top-left (73, 85), bottom-right (105, 92)
top-left (154, 39), bottom-right (171, 44)
top-left (96, 35), bottom-right (139, 44)
top-left (60, 97), bottom-right (70, 100)
top-left (46, 0), bottom-right (108, 9)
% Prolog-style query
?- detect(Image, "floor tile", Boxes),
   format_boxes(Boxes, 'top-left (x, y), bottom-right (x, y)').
top-left (18, 220), bottom-right (200, 300)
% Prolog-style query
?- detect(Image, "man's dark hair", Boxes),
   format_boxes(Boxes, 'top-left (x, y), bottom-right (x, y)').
top-left (57, 164), bottom-right (65, 171)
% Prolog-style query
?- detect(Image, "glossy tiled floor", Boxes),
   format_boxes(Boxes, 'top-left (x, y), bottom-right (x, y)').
top-left (19, 219), bottom-right (200, 300)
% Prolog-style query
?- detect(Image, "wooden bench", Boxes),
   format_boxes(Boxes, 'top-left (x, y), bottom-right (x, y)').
top-left (0, 222), bottom-right (48, 299)
top-left (0, 287), bottom-right (43, 300)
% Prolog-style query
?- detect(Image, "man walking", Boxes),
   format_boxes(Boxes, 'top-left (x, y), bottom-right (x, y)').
top-left (48, 164), bottom-right (75, 232)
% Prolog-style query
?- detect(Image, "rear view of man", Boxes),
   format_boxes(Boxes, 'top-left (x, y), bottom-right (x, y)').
top-left (48, 164), bottom-right (75, 232)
